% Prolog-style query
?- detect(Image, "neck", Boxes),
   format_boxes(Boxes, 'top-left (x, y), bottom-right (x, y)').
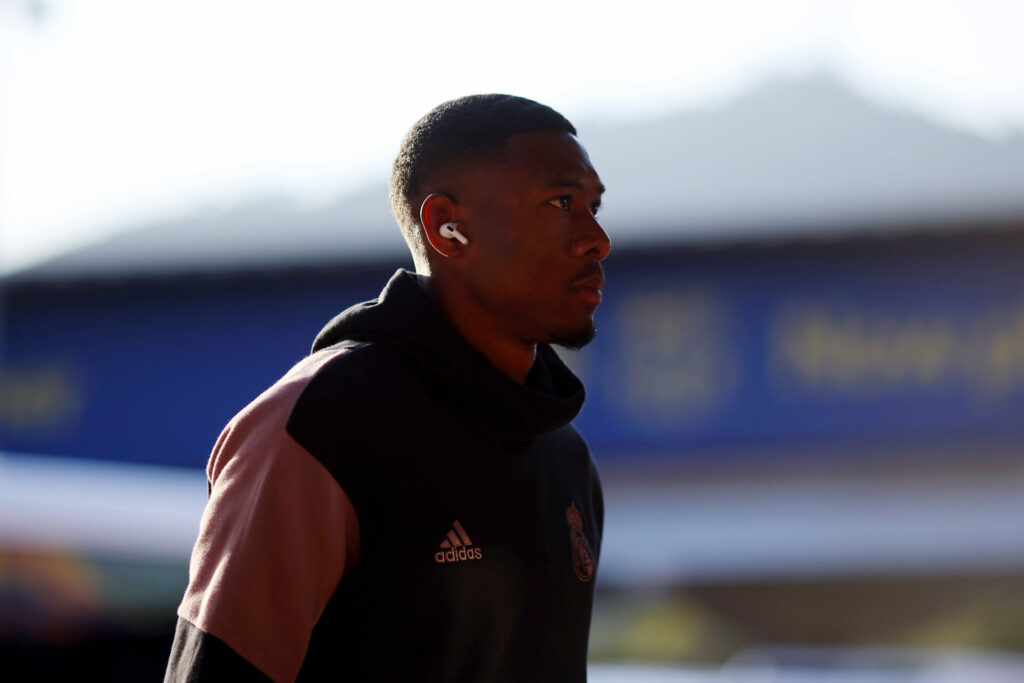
top-left (421, 272), bottom-right (536, 384)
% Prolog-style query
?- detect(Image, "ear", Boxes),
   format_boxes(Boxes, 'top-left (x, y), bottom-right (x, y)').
top-left (420, 193), bottom-right (467, 258)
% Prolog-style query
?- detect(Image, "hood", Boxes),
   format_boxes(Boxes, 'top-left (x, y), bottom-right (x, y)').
top-left (312, 269), bottom-right (585, 443)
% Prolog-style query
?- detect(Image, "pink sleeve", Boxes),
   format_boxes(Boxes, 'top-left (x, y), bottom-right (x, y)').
top-left (178, 351), bottom-right (359, 683)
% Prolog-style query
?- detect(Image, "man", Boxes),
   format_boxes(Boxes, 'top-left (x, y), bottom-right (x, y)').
top-left (165, 94), bottom-right (610, 682)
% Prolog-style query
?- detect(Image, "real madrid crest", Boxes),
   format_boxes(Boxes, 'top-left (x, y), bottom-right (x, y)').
top-left (566, 502), bottom-right (595, 582)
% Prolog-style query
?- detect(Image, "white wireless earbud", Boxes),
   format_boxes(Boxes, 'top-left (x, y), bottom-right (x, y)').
top-left (439, 222), bottom-right (469, 245)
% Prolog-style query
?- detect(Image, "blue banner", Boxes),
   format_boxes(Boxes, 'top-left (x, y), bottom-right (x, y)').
top-left (4, 240), bottom-right (1024, 467)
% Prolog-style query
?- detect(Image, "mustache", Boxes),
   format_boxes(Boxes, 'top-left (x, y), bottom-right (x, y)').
top-left (570, 262), bottom-right (605, 287)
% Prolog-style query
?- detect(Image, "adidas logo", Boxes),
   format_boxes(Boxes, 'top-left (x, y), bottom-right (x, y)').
top-left (433, 520), bottom-right (483, 564)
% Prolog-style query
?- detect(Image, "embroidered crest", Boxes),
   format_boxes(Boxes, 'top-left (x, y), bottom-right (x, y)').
top-left (566, 502), bottom-right (595, 582)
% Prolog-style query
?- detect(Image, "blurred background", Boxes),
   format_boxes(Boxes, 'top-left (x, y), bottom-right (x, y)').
top-left (3, 1), bottom-right (1024, 680)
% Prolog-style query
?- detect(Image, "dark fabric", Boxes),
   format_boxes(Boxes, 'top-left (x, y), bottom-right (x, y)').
top-left (164, 617), bottom-right (271, 683)
top-left (173, 269), bottom-right (603, 682)
top-left (310, 270), bottom-right (586, 443)
top-left (294, 270), bottom-right (603, 681)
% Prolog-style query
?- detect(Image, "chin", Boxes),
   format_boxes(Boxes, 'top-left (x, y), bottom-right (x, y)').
top-left (549, 320), bottom-right (597, 349)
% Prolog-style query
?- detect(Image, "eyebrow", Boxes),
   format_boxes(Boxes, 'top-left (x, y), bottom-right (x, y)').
top-left (543, 178), bottom-right (606, 194)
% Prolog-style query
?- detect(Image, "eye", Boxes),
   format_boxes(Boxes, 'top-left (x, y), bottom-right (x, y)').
top-left (550, 195), bottom-right (572, 211)
top-left (590, 202), bottom-right (601, 217)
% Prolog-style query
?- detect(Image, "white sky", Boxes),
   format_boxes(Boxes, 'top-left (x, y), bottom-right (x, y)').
top-left (1, 0), bottom-right (1023, 274)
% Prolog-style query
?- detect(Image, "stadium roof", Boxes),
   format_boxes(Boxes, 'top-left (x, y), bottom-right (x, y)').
top-left (11, 75), bottom-right (1024, 283)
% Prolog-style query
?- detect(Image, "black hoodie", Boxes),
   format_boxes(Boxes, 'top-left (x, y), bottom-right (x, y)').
top-left (167, 270), bottom-right (603, 682)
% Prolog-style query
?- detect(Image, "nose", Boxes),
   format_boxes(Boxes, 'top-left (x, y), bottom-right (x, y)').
top-left (573, 213), bottom-right (611, 261)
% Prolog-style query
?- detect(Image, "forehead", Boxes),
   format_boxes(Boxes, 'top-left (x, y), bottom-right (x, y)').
top-left (499, 130), bottom-right (602, 188)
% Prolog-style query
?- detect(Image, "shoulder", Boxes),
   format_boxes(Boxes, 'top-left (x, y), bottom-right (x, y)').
top-left (299, 340), bottom-right (420, 404)
top-left (284, 340), bottom-right (425, 453)
top-left (205, 344), bottom-right (356, 483)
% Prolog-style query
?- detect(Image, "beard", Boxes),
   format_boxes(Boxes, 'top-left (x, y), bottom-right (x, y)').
top-left (551, 262), bottom-right (604, 349)
top-left (549, 319), bottom-right (597, 350)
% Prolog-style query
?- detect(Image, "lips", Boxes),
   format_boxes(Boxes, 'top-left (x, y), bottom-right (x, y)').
top-left (570, 273), bottom-right (605, 307)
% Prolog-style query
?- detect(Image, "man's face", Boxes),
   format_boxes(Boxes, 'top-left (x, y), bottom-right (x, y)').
top-left (456, 130), bottom-right (610, 349)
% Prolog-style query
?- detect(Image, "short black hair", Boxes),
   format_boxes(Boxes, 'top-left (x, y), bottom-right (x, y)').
top-left (390, 94), bottom-right (577, 265)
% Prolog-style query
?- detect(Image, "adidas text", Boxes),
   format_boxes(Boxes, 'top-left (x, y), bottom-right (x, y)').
top-left (434, 547), bottom-right (483, 563)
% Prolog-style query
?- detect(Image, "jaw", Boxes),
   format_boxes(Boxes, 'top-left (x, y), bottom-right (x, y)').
top-left (548, 318), bottom-right (597, 350)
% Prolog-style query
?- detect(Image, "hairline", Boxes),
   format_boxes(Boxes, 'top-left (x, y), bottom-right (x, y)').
top-left (390, 95), bottom-right (578, 268)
